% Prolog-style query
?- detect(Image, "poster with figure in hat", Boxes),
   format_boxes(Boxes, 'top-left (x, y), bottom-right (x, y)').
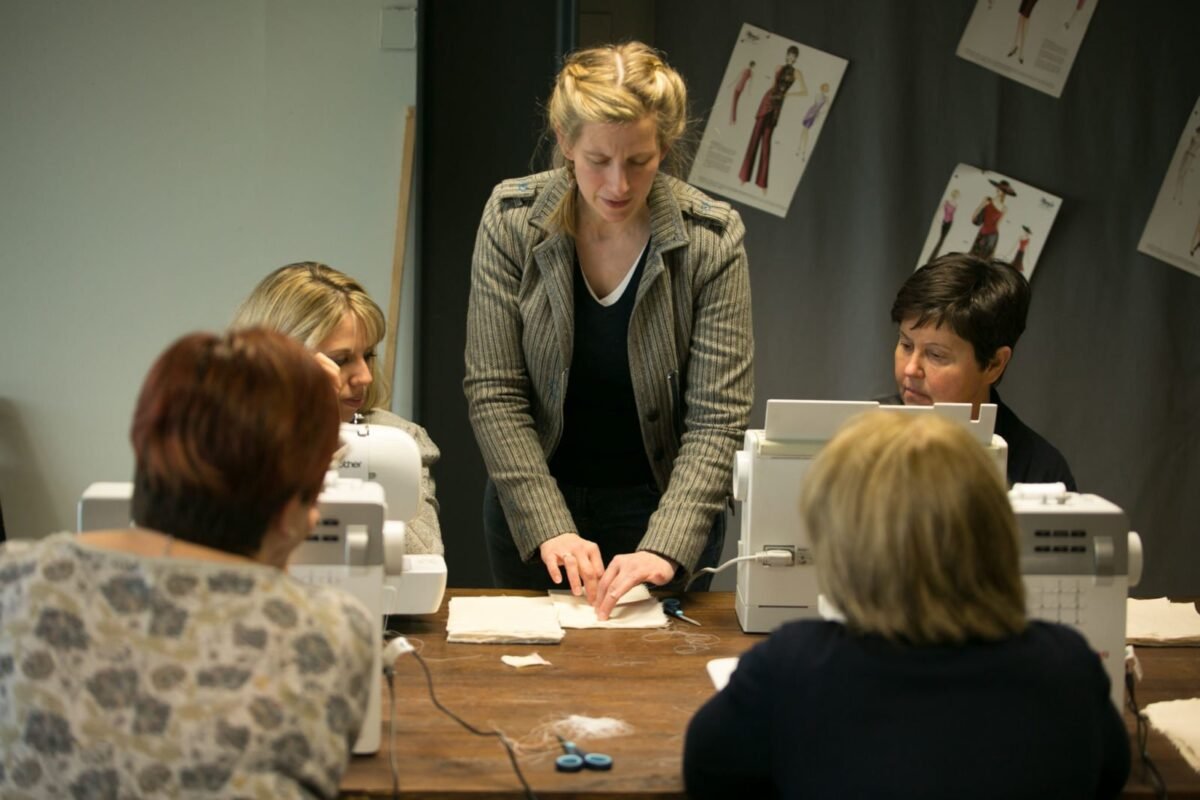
top-left (688, 23), bottom-right (848, 218)
top-left (956, 0), bottom-right (1098, 98)
top-left (917, 164), bottom-right (1062, 280)
top-left (1138, 96), bottom-right (1200, 279)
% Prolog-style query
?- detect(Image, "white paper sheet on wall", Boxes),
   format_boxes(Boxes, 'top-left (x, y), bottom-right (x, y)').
top-left (688, 22), bottom-right (848, 219)
top-left (956, 0), bottom-right (1098, 99)
top-left (1138, 96), bottom-right (1200, 279)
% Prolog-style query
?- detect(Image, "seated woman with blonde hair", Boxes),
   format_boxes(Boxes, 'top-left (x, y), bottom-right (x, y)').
top-left (684, 412), bottom-right (1129, 799)
top-left (233, 261), bottom-right (443, 554)
top-left (0, 329), bottom-right (375, 798)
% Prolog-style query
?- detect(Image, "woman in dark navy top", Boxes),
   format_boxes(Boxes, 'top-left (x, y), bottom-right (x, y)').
top-left (684, 412), bottom-right (1128, 799)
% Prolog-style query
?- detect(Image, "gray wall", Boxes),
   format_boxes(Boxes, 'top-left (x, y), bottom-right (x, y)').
top-left (0, 0), bottom-right (419, 539)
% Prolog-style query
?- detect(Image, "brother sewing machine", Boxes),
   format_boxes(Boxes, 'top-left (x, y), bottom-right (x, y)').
top-left (731, 399), bottom-right (1143, 707)
top-left (732, 400), bottom-right (1004, 633)
top-left (77, 421), bottom-right (448, 754)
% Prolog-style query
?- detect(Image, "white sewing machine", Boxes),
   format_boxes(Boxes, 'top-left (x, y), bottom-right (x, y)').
top-left (336, 420), bottom-right (447, 616)
top-left (732, 399), bottom-right (1005, 633)
top-left (1011, 483), bottom-right (1143, 708)
top-left (77, 422), bottom-right (448, 754)
top-left (731, 399), bottom-right (1143, 708)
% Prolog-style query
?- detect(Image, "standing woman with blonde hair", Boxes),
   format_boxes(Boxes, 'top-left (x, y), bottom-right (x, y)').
top-left (684, 412), bottom-right (1129, 799)
top-left (465, 42), bottom-right (753, 620)
top-left (233, 262), bottom-right (443, 554)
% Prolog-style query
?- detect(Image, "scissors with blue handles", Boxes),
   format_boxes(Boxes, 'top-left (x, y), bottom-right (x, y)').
top-left (555, 735), bottom-right (613, 772)
top-left (662, 598), bottom-right (702, 626)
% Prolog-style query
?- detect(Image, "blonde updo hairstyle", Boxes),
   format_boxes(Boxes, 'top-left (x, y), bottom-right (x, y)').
top-left (231, 262), bottom-right (389, 411)
top-left (547, 41), bottom-right (691, 236)
top-left (800, 412), bottom-right (1027, 646)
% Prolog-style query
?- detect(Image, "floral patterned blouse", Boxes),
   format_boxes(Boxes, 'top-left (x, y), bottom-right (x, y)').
top-left (0, 533), bottom-right (375, 799)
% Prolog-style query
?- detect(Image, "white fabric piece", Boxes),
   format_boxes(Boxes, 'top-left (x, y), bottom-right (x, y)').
top-left (1145, 698), bottom-right (1200, 772)
top-left (1127, 598), bottom-right (1200, 645)
top-left (500, 652), bottom-right (552, 668)
top-left (548, 586), bottom-right (669, 629)
top-left (446, 596), bottom-right (565, 644)
top-left (706, 657), bottom-right (739, 691)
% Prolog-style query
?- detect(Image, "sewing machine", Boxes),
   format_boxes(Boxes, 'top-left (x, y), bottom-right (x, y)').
top-left (336, 420), bottom-right (447, 616)
top-left (732, 400), bottom-right (1005, 634)
top-left (1011, 484), bottom-right (1143, 707)
top-left (77, 422), bottom-right (448, 754)
top-left (731, 399), bottom-right (1143, 707)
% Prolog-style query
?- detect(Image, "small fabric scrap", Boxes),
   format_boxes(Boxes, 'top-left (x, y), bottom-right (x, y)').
top-left (1145, 698), bottom-right (1200, 772)
top-left (549, 585), bottom-right (669, 629)
top-left (706, 657), bottom-right (739, 691)
top-left (1127, 598), bottom-right (1200, 645)
top-left (501, 652), bottom-right (552, 669)
top-left (446, 596), bottom-right (565, 644)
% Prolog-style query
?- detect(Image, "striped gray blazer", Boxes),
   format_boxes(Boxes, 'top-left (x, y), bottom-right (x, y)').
top-left (464, 168), bottom-right (754, 575)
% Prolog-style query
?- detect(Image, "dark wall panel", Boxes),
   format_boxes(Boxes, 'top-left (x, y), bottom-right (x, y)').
top-left (417, 0), bottom-right (560, 587)
top-left (419, 0), bottom-right (1200, 596)
top-left (651, 0), bottom-right (1200, 597)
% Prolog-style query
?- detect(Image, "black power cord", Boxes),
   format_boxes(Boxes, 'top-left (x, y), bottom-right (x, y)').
top-left (383, 637), bottom-right (538, 800)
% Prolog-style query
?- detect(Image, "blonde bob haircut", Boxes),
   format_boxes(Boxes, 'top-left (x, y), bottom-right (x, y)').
top-left (231, 262), bottom-right (389, 410)
top-left (800, 411), bottom-right (1027, 645)
top-left (546, 41), bottom-right (690, 236)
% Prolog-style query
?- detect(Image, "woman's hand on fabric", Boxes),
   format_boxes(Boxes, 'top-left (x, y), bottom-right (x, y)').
top-left (593, 551), bottom-right (676, 621)
top-left (539, 533), bottom-right (605, 602)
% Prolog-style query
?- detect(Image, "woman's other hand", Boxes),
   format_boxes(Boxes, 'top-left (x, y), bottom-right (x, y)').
top-left (539, 533), bottom-right (605, 602)
top-left (594, 551), bottom-right (676, 620)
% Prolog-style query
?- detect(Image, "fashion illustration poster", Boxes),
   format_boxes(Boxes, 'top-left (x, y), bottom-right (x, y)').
top-left (688, 23), bottom-right (848, 218)
top-left (956, 0), bottom-right (1098, 98)
top-left (917, 164), bottom-right (1062, 281)
top-left (1138, 97), bottom-right (1200, 279)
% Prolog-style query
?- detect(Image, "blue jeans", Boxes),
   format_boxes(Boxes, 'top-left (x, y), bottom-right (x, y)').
top-left (482, 479), bottom-right (724, 592)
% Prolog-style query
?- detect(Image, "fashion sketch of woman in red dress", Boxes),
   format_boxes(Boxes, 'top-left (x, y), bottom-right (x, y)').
top-left (729, 61), bottom-right (755, 125)
top-left (739, 45), bottom-right (807, 192)
top-left (1010, 225), bottom-right (1032, 273)
top-left (970, 179), bottom-right (1016, 259)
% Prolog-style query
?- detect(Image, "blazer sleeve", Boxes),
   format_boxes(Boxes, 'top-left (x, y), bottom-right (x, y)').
top-left (463, 188), bottom-right (577, 561)
top-left (639, 208), bottom-right (754, 574)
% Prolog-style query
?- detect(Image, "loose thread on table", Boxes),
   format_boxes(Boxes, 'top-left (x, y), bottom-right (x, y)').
top-left (641, 625), bottom-right (722, 655)
top-left (509, 714), bottom-right (636, 756)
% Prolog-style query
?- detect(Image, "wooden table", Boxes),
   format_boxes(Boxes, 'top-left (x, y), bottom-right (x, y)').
top-left (339, 590), bottom-right (1200, 799)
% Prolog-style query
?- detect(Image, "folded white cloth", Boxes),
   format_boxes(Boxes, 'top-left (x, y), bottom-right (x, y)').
top-left (446, 596), bottom-right (565, 644)
top-left (1127, 598), bottom-right (1200, 645)
top-left (549, 585), bottom-right (669, 629)
top-left (1145, 698), bottom-right (1200, 772)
